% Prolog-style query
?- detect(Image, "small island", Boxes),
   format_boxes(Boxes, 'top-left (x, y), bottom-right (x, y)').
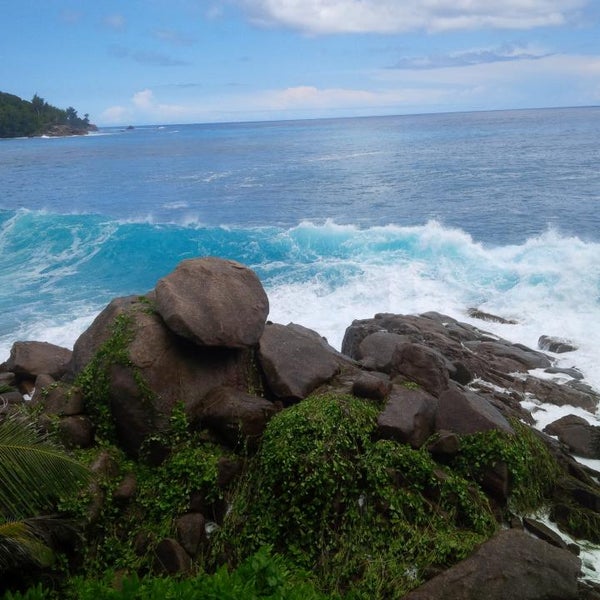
top-left (0, 91), bottom-right (97, 138)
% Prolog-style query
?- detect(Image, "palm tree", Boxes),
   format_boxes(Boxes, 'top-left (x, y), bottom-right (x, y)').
top-left (0, 414), bottom-right (90, 571)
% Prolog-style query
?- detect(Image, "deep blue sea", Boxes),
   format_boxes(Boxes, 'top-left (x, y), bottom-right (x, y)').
top-left (1, 107), bottom-right (600, 395)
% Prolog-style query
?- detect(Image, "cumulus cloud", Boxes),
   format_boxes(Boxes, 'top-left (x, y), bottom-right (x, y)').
top-left (234, 0), bottom-right (587, 34)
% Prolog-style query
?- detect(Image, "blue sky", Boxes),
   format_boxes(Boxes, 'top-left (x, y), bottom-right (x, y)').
top-left (1, 1), bottom-right (599, 125)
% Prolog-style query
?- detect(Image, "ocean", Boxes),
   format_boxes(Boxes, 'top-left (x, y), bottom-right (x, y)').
top-left (2, 105), bottom-right (600, 575)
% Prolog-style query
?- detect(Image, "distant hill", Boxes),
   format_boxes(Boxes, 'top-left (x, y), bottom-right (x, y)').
top-left (0, 91), bottom-right (97, 138)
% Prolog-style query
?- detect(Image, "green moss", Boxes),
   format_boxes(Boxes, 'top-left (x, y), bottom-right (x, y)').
top-left (217, 394), bottom-right (496, 599)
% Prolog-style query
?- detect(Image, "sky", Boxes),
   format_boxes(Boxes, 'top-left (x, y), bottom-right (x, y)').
top-left (1, 0), bottom-right (600, 126)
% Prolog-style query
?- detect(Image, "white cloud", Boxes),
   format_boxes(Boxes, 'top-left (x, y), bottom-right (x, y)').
top-left (234, 0), bottom-right (587, 34)
top-left (100, 105), bottom-right (131, 124)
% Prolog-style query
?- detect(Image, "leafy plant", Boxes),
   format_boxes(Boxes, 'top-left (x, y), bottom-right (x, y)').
top-left (0, 414), bottom-right (89, 571)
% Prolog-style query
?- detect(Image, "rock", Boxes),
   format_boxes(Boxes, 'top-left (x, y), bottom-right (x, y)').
top-left (57, 415), bottom-right (94, 449)
top-left (175, 513), bottom-right (207, 557)
top-left (6, 341), bottom-right (72, 379)
top-left (375, 386), bottom-right (438, 448)
top-left (351, 372), bottom-right (392, 400)
top-left (356, 331), bottom-right (410, 371)
top-left (37, 382), bottom-right (84, 416)
top-left (427, 431), bottom-right (461, 459)
top-left (258, 323), bottom-right (345, 402)
top-left (538, 335), bottom-right (578, 353)
top-left (153, 538), bottom-right (191, 574)
top-left (154, 257), bottom-right (269, 348)
top-left (544, 367), bottom-right (584, 380)
top-left (30, 374), bottom-right (55, 404)
top-left (0, 390), bottom-right (24, 413)
top-left (402, 529), bottom-right (581, 600)
top-left (464, 340), bottom-right (552, 371)
top-left (467, 307), bottom-right (517, 324)
top-left (190, 386), bottom-right (278, 450)
top-left (517, 377), bottom-right (598, 412)
top-left (436, 384), bottom-right (513, 436)
top-left (523, 517), bottom-right (568, 550)
top-left (113, 472), bottom-right (137, 503)
top-left (391, 343), bottom-right (450, 397)
top-left (544, 415), bottom-right (600, 459)
top-left (68, 295), bottom-right (139, 376)
top-left (71, 296), bottom-right (257, 456)
top-left (216, 456), bottom-right (244, 490)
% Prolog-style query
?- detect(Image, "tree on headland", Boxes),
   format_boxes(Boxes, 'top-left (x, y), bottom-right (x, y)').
top-left (0, 91), bottom-right (96, 138)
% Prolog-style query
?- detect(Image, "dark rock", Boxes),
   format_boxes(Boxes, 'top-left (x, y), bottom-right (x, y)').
top-left (57, 415), bottom-right (94, 449)
top-left (6, 341), bottom-right (72, 379)
top-left (376, 386), bottom-right (438, 448)
top-left (175, 513), bottom-right (207, 557)
top-left (68, 295), bottom-right (139, 376)
top-left (258, 323), bottom-right (345, 402)
top-left (436, 384), bottom-right (513, 436)
top-left (71, 296), bottom-right (257, 456)
top-left (38, 382), bottom-right (84, 416)
top-left (356, 331), bottom-right (410, 371)
top-left (449, 361), bottom-right (473, 385)
top-left (0, 372), bottom-right (15, 385)
top-left (517, 377), bottom-right (599, 412)
top-left (402, 529), bottom-right (580, 600)
top-left (464, 340), bottom-right (552, 371)
top-left (216, 456), bottom-right (244, 490)
top-left (30, 374), bottom-right (55, 404)
top-left (351, 372), bottom-right (392, 400)
top-left (544, 415), bottom-right (600, 459)
top-left (391, 343), bottom-right (450, 397)
top-left (154, 257), bottom-right (269, 348)
top-left (90, 450), bottom-right (120, 479)
top-left (427, 430), bottom-right (461, 458)
top-left (544, 367), bottom-right (584, 380)
top-left (467, 307), bottom-right (517, 324)
top-left (523, 517), bottom-right (568, 550)
top-left (0, 390), bottom-right (24, 412)
top-left (480, 460), bottom-right (510, 502)
top-left (153, 538), bottom-right (191, 574)
top-left (113, 472), bottom-right (137, 503)
top-left (538, 335), bottom-right (578, 353)
top-left (190, 386), bottom-right (278, 450)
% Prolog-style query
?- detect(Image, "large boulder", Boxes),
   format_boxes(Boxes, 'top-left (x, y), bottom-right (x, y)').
top-left (154, 258), bottom-right (269, 348)
top-left (402, 529), bottom-right (581, 600)
top-left (70, 297), bottom-right (256, 456)
top-left (258, 323), bottom-right (347, 403)
top-left (5, 341), bottom-right (72, 379)
top-left (391, 342), bottom-right (450, 397)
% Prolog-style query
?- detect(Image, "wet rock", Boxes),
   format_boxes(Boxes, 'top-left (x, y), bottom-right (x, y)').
top-left (153, 538), bottom-right (191, 574)
top-left (544, 415), bottom-right (600, 459)
top-left (467, 307), bottom-right (518, 324)
top-left (539, 335), bottom-right (578, 354)
top-left (523, 517), bottom-right (568, 550)
top-left (175, 513), bottom-right (207, 557)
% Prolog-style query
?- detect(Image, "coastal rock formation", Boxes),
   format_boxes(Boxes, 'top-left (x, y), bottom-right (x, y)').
top-left (2, 257), bottom-right (600, 598)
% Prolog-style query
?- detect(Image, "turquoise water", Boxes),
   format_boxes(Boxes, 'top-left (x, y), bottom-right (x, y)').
top-left (1, 107), bottom-right (599, 391)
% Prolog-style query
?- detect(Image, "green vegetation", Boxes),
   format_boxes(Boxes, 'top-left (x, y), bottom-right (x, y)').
top-left (1, 382), bottom-right (570, 600)
top-left (0, 91), bottom-right (94, 138)
top-left (0, 414), bottom-right (90, 571)
top-left (217, 394), bottom-right (497, 599)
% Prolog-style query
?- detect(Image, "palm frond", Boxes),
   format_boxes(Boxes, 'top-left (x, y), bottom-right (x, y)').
top-left (0, 520), bottom-right (53, 570)
top-left (0, 415), bottom-right (90, 519)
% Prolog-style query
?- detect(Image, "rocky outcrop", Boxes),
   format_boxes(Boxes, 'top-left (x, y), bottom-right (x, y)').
top-left (402, 529), bottom-right (581, 600)
top-left (2, 258), bottom-right (600, 597)
top-left (154, 257), bottom-right (269, 348)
